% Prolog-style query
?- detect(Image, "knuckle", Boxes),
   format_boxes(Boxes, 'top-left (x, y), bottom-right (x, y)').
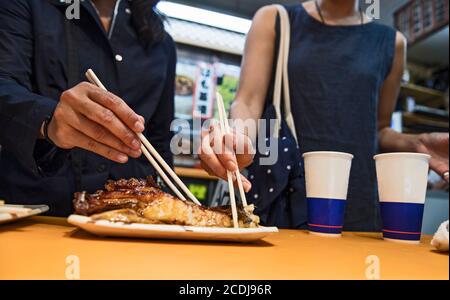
top-left (123, 131), bottom-right (136, 144)
top-left (93, 126), bottom-right (108, 141)
top-left (53, 107), bottom-right (65, 120)
top-left (106, 148), bottom-right (115, 159)
top-left (82, 82), bottom-right (95, 91)
top-left (126, 110), bottom-right (138, 123)
top-left (109, 94), bottom-right (122, 106)
top-left (79, 81), bottom-right (90, 89)
top-left (100, 109), bottom-right (115, 124)
top-left (101, 93), bottom-right (116, 106)
top-left (86, 139), bottom-right (97, 151)
top-left (60, 89), bottom-right (75, 103)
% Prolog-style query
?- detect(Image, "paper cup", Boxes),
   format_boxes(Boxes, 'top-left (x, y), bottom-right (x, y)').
top-left (374, 153), bottom-right (431, 244)
top-left (303, 152), bottom-right (354, 237)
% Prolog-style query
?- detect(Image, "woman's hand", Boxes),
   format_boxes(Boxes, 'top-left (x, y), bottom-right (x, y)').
top-left (417, 133), bottom-right (449, 181)
top-left (199, 124), bottom-right (254, 192)
top-left (45, 82), bottom-right (145, 163)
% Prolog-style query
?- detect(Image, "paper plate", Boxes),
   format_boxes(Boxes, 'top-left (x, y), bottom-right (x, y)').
top-left (0, 205), bottom-right (49, 225)
top-left (68, 215), bottom-right (278, 243)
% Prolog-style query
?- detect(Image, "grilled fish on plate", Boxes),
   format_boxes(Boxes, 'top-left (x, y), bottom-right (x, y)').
top-left (68, 178), bottom-right (277, 242)
top-left (73, 177), bottom-right (260, 228)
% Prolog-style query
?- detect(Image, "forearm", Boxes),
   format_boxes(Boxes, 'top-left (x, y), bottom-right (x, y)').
top-left (378, 127), bottom-right (421, 153)
top-left (230, 97), bottom-right (264, 142)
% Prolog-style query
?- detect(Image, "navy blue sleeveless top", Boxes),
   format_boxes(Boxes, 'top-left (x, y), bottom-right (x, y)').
top-left (286, 5), bottom-right (396, 231)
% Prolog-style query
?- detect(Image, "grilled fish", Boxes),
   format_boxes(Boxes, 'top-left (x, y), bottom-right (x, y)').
top-left (74, 177), bottom-right (260, 228)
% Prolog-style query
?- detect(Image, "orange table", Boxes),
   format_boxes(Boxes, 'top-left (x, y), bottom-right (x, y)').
top-left (0, 217), bottom-right (448, 280)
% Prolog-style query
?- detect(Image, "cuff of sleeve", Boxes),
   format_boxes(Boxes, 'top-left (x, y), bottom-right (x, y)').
top-left (15, 99), bottom-right (58, 176)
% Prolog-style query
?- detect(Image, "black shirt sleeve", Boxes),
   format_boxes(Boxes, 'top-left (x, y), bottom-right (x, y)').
top-left (145, 35), bottom-right (177, 168)
top-left (0, 0), bottom-right (57, 174)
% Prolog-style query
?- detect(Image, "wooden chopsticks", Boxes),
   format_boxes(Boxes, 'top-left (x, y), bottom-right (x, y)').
top-left (85, 69), bottom-right (201, 206)
top-left (216, 92), bottom-right (248, 228)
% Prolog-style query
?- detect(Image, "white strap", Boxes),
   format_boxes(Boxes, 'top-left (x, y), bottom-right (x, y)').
top-left (272, 5), bottom-right (284, 138)
top-left (272, 5), bottom-right (298, 142)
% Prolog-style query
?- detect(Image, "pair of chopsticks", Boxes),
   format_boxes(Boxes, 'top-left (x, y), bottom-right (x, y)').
top-left (216, 92), bottom-right (248, 228)
top-left (85, 69), bottom-right (201, 206)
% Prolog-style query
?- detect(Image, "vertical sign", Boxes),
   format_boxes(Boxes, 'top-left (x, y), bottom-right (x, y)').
top-left (193, 63), bottom-right (216, 120)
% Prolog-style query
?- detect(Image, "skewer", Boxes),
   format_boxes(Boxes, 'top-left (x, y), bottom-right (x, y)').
top-left (85, 69), bottom-right (202, 206)
top-left (216, 93), bottom-right (239, 228)
top-left (216, 93), bottom-right (249, 208)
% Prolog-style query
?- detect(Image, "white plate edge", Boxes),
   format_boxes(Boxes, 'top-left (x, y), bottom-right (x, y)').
top-left (68, 214), bottom-right (279, 234)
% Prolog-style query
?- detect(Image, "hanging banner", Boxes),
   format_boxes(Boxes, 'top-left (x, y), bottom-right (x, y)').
top-left (193, 63), bottom-right (216, 120)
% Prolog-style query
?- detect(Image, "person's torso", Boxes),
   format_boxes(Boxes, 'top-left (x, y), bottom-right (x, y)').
top-left (286, 4), bottom-right (397, 231)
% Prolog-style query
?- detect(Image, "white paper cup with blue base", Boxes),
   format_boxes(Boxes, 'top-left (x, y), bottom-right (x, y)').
top-left (374, 153), bottom-right (431, 244)
top-left (303, 152), bottom-right (354, 237)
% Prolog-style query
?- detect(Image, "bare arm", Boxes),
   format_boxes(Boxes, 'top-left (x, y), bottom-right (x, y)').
top-left (199, 6), bottom-right (279, 188)
top-left (378, 32), bottom-right (449, 179)
top-left (378, 32), bottom-right (412, 151)
top-left (230, 5), bottom-right (278, 140)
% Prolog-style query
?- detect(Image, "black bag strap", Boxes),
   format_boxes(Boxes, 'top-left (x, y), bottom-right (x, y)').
top-left (64, 18), bottom-right (83, 191)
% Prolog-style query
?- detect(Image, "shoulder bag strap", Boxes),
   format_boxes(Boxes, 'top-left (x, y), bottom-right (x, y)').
top-left (272, 5), bottom-right (298, 143)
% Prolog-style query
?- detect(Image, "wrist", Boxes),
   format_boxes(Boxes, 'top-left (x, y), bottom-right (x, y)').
top-left (43, 115), bottom-right (56, 146)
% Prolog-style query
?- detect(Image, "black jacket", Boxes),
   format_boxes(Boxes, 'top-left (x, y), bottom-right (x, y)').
top-left (0, 0), bottom-right (176, 216)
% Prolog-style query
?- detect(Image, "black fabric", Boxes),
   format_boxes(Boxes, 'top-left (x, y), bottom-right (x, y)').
top-left (246, 13), bottom-right (307, 230)
top-left (0, 0), bottom-right (176, 216)
top-left (247, 105), bottom-right (307, 229)
top-left (65, 16), bottom-right (83, 192)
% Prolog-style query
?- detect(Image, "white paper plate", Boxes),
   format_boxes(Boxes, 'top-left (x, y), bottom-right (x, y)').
top-left (68, 215), bottom-right (278, 243)
top-left (0, 205), bottom-right (49, 225)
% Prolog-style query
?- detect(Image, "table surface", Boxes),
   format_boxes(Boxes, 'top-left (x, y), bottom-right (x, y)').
top-left (0, 217), bottom-right (448, 280)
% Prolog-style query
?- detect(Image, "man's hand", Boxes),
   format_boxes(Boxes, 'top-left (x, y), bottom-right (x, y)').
top-left (199, 124), bottom-right (254, 192)
top-left (46, 82), bottom-right (145, 163)
top-left (417, 133), bottom-right (449, 181)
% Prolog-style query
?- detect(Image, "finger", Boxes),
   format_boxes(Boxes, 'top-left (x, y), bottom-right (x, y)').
top-left (200, 161), bottom-right (217, 177)
top-left (430, 158), bottom-right (449, 182)
top-left (212, 130), bottom-right (238, 172)
top-left (69, 94), bottom-right (141, 150)
top-left (87, 85), bottom-right (145, 133)
top-left (69, 127), bottom-right (129, 164)
top-left (199, 134), bottom-right (228, 180)
top-left (234, 133), bottom-right (255, 170)
top-left (70, 112), bottom-right (141, 158)
top-left (237, 174), bottom-right (252, 193)
top-left (200, 135), bottom-right (251, 191)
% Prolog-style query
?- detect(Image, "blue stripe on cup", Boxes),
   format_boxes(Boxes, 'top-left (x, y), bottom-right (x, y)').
top-left (380, 202), bottom-right (425, 242)
top-left (307, 198), bottom-right (346, 235)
